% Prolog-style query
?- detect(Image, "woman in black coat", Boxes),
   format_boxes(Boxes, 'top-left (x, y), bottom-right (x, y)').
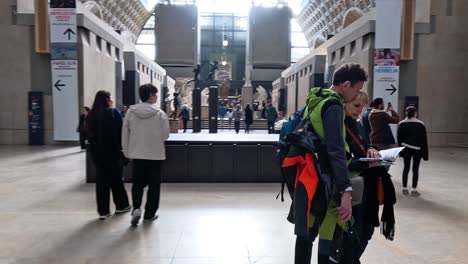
top-left (244, 104), bottom-right (253, 133)
top-left (397, 106), bottom-right (429, 197)
top-left (335, 91), bottom-right (396, 264)
top-left (87, 90), bottom-right (130, 220)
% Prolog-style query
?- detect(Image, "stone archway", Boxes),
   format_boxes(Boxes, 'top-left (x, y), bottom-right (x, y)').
top-left (312, 35), bottom-right (326, 49)
top-left (83, 1), bottom-right (103, 19)
top-left (341, 7), bottom-right (364, 29)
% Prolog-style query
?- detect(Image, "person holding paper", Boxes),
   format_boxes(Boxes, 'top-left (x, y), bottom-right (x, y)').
top-left (333, 91), bottom-right (396, 264)
top-left (397, 106), bottom-right (429, 197)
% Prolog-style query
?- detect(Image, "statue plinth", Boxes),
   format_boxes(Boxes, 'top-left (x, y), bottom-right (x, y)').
top-left (242, 83), bottom-right (253, 109)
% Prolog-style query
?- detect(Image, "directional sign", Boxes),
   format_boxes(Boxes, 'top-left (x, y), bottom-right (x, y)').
top-left (49, 0), bottom-right (78, 141)
top-left (49, 9), bottom-right (77, 43)
top-left (386, 84), bottom-right (397, 95)
top-left (51, 60), bottom-right (79, 140)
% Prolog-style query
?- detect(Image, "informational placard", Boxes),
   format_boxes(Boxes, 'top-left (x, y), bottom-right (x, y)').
top-left (373, 49), bottom-right (400, 110)
top-left (49, 8), bottom-right (77, 43)
top-left (49, 0), bottom-right (79, 141)
top-left (51, 60), bottom-right (79, 140)
top-left (28, 92), bottom-right (44, 145)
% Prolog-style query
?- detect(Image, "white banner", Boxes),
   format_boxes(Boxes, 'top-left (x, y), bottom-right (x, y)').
top-left (375, 0), bottom-right (403, 49)
top-left (51, 60), bottom-right (79, 140)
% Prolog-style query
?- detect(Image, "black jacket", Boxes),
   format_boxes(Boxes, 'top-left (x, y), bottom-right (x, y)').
top-left (397, 118), bottom-right (429, 160)
top-left (345, 116), bottom-right (370, 172)
top-left (244, 108), bottom-right (253, 124)
top-left (87, 108), bottom-right (124, 164)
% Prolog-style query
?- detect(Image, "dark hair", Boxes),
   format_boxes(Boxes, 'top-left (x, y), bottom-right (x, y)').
top-left (406, 106), bottom-right (417, 118)
top-left (245, 104), bottom-right (251, 110)
top-left (139, 84), bottom-right (158, 102)
top-left (372, 98), bottom-right (383, 108)
top-left (87, 90), bottom-right (111, 134)
top-left (332, 63), bottom-right (368, 86)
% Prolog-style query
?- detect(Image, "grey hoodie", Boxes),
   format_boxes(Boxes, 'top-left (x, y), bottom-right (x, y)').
top-left (122, 103), bottom-right (170, 160)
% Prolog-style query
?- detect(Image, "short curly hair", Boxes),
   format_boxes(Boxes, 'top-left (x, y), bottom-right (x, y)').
top-left (332, 63), bottom-right (368, 86)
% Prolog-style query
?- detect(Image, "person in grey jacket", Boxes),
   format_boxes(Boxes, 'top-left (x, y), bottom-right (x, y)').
top-left (122, 84), bottom-right (170, 226)
top-left (232, 104), bottom-right (243, 134)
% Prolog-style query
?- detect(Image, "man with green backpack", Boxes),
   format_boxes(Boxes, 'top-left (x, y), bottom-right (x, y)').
top-left (288, 63), bottom-right (368, 264)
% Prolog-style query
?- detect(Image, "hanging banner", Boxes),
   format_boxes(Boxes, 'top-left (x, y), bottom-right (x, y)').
top-left (49, 0), bottom-right (79, 141)
top-left (374, 0), bottom-right (403, 139)
top-left (373, 48), bottom-right (400, 110)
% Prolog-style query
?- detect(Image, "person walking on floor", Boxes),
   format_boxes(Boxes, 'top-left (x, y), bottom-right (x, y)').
top-left (87, 91), bottom-right (131, 220)
top-left (233, 104), bottom-right (243, 134)
top-left (226, 108), bottom-right (233, 130)
top-left (265, 103), bottom-right (278, 134)
top-left (178, 105), bottom-right (190, 133)
top-left (122, 84), bottom-right (170, 226)
top-left (77, 106), bottom-right (90, 151)
top-left (244, 104), bottom-right (253, 134)
top-left (397, 106), bottom-right (429, 197)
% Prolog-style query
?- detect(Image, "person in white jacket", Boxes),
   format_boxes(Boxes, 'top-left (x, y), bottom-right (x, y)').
top-left (122, 84), bottom-right (170, 226)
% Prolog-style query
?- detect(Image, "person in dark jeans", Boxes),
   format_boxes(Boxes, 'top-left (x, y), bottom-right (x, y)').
top-left (122, 84), bottom-right (170, 226)
top-left (244, 104), bottom-right (253, 133)
top-left (265, 103), bottom-right (278, 134)
top-left (77, 106), bottom-right (90, 151)
top-left (232, 105), bottom-right (242, 134)
top-left (170, 92), bottom-right (180, 119)
top-left (87, 91), bottom-right (131, 220)
top-left (178, 106), bottom-right (190, 133)
top-left (397, 106), bottom-right (429, 196)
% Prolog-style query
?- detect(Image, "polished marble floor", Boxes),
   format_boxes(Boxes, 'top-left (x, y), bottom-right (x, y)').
top-left (0, 145), bottom-right (467, 264)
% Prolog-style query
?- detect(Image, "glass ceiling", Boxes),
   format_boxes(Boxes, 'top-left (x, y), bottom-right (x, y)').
top-left (139, 0), bottom-right (305, 14)
top-left (136, 0), bottom-right (309, 62)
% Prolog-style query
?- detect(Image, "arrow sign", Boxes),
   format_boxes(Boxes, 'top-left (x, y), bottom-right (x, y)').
top-left (386, 84), bottom-right (397, 95)
top-left (54, 80), bottom-right (65, 91)
top-left (63, 28), bottom-right (75, 40)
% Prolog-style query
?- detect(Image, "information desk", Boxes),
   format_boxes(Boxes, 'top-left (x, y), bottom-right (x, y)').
top-left (86, 134), bottom-right (282, 183)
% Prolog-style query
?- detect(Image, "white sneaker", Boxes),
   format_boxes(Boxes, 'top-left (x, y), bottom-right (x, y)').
top-left (99, 213), bottom-right (113, 221)
top-left (131, 209), bottom-right (141, 226)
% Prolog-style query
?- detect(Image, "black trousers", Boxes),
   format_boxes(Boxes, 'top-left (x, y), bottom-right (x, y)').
top-left (132, 159), bottom-right (162, 218)
top-left (95, 161), bottom-right (129, 216)
top-left (79, 132), bottom-right (87, 149)
top-left (402, 148), bottom-right (422, 188)
top-left (267, 121), bottom-right (275, 134)
top-left (295, 222), bottom-right (320, 264)
top-left (245, 123), bottom-right (251, 133)
top-left (339, 201), bottom-right (375, 264)
top-left (234, 121), bottom-right (240, 133)
top-left (182, 118), bottom-right (188, 132)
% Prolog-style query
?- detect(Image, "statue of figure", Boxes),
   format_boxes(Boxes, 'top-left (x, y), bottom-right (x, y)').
top-left (206, 61), bottom-right (219, 82)
top-left (201, 87), bottom-right (210, 106)
top-left (187, 64), bottom-right (201, 89)
top-left (255, 85), bottom-right (268, 107)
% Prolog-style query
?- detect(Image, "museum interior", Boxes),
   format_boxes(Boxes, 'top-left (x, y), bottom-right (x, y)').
top-left (0, 0), bottom-right (468, 263)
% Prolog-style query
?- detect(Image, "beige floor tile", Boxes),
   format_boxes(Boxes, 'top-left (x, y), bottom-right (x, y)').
top-left (0, 146), bottom-right (467, 264)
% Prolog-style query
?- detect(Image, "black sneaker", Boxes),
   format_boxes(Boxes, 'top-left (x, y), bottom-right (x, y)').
top-left (99, 213), bottom-right (113, 221)
top-left (143, 215), bottom-right (159, 222)
top-left (115, 205), bottom-right (132, 214)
